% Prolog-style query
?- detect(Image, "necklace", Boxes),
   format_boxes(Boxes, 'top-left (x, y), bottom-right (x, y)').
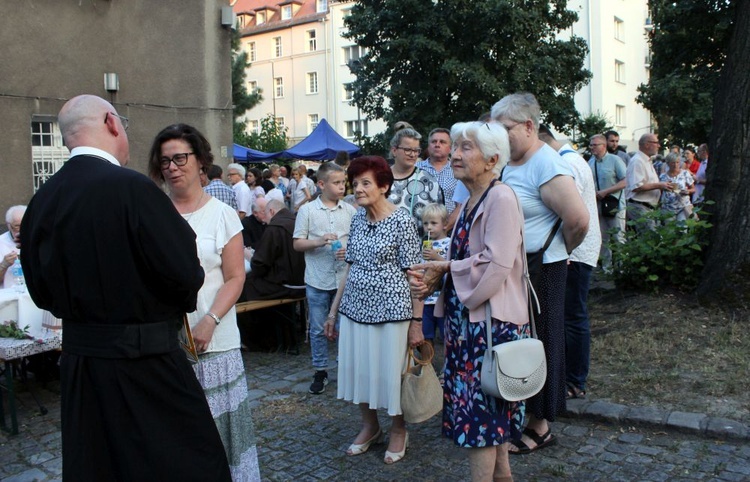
top-left (176, 191), bottom-right (206, 222)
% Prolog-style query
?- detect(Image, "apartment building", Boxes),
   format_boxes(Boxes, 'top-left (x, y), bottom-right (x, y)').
top-left (567, 0), bottom-right (653, 149)
top-left (233, 0), bottom-right (385, 145)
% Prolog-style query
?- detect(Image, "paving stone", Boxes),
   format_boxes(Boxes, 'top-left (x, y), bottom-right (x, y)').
top-left (606, 443), bottom-right (636, 455)
top-left (582, 400), bottom-right (629, 422)
top-left (725, 462), bottom-right (750, 475)
top-left (25, 452), bottom-right (54, 465)
top-left (561, 424), bottom-right (590, 437)
top-left (625, 405), bottom-right (669, 427)
top-left (258, 379), bottom-right (295, 391)
top-left (1, 468), bottom-right (48, 482)
top-left (618, 432), bottom-right (644, 444)
top-left (667, 410), bottom-right (708, 433)
top-left (705, 417), bottom-right (748, 440)
top-left (636, 445), bottom-right (663, 456)
top-left (246, 388), bottom-right (268, 401)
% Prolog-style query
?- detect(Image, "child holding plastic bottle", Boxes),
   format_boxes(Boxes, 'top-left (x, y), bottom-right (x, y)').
top-left (420, 203), bottom-right (451, 346)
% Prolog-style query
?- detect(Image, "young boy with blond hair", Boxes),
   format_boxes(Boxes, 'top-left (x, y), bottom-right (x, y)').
top-left (293, 162), bottom-right (356, 394)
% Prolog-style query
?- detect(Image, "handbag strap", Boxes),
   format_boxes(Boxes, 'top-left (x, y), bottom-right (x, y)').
top-left (402, 343), bottom-right (434, 375)
top-left (500, 164), bottom-right (559, 256)
top-left (484, 185), bottom-right (540, 347)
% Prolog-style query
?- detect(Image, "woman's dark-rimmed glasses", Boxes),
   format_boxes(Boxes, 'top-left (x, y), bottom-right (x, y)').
top-left (160, 153), bottom-right (193, 169)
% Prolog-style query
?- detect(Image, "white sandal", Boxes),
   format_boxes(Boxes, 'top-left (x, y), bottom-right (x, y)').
top-left (346, 428), bottom-right (383, 456)
top-left (384, 432), bottom-right (409, 464)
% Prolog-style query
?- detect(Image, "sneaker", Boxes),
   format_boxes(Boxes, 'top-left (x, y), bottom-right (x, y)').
top-left (309, 370), bottom-right (328, 394)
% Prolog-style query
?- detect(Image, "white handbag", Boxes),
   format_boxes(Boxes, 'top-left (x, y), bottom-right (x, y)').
top-left (480, 188), bottom-right (547, 402)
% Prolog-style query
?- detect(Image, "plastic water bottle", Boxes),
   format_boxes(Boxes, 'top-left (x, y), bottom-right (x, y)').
top-left (11, 259), bottom-right (25, 292)
top-left (330, 239), bottom-right (342, 259)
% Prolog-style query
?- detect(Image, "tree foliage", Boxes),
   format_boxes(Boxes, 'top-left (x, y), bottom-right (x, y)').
top-left (232, 27), bottom-right (262, 145)
top-left (344, 0), bottom-right (590, 137)
top-left (573, 112), bottom-right (613, 148)
top-left (245, 114), bottom-right (289, 153)
top-left (637, 0), bottom-right (735, 146)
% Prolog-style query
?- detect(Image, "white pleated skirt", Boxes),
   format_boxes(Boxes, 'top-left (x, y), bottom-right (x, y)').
top-left (337, 315), bottom-right (410, 416)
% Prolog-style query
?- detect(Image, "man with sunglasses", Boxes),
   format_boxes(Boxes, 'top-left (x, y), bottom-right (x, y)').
top-left (20, 95), bottom-right (231, 481)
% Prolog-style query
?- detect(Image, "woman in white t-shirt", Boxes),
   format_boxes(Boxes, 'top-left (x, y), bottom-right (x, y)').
top-left (149, 124), bottom-right (261, 481)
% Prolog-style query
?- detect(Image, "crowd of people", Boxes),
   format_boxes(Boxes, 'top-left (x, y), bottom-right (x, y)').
top-left (4, 91), bottom-right (712, 482)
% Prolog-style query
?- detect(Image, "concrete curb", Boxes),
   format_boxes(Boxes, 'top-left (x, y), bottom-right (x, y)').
top-left (563, 398), bottom-right (749, 441)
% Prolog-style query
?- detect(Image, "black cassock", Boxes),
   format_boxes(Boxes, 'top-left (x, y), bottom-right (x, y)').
top-left (21, 155), bottom-right (231, 482)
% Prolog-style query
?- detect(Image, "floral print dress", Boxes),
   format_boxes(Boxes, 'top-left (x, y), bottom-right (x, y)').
top-left (441, 205), bottom-right (529, 448)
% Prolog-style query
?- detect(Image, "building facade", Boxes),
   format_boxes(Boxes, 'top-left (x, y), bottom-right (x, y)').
top-left (233, 0), bottom-right (386, 146)
top-left (567, 0), bottom-right (653, 150)
top-left (0, 1), bottom-right (234, 216)
top-left (235, 0), bottom-right (652, 151)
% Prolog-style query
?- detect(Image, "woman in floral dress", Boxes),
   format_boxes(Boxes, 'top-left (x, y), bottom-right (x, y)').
top-left (410, 122), bottom-right (529, 482)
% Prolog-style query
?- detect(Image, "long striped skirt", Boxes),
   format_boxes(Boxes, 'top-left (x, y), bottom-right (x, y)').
top-left (193, 349), bottom-right (261, 482)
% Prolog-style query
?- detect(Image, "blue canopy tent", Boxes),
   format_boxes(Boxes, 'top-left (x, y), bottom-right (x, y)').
top-left (281, 118), bottom-right (359, 160)
top-left (232, 143), bottom-right (280, 163)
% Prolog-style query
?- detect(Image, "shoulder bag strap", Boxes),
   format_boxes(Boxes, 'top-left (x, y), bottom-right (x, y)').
top-left (484, 184), bottom-right (540, 348)
top-left (595, 158), bottom-right (622, 201)
top-left (540, 217), bottom-right (562, 255)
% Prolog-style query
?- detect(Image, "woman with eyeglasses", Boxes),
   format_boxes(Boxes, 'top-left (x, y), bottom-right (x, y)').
top-left (148, 124), bottom-right (261, 481)
top-left (388, 128), bottom-right (444, 237)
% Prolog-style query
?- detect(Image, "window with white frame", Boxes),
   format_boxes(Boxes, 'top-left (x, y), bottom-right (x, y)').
top-left (306, 72), bottom-right (319, 94)
top-left (615, 105), bottom-right (626, 126)
top-left (342, 45), bottom-right (365, 65)
top-left (275, 117), bottom-right (285, 130)
top-left (237, 15), bottom-right (246, 29)
top-left (345, 120), bottom-right (368, 138)
top-left (248, 41), bottom-right (256, 62)
top-left (308, 114), bottom-right (319, 133)
top-left (273, 37), bottom-right (282, 58)
top-left (249, 120), bottom-right (260, 135)
top-left (281, 5), bottom-right (292, 19)
top-left (343, 83), bottom-right (354, 102)
top-left (306, 30), bottom-right (317, 52)
top-left (614, 17), bottom-right (624, 41)
top-left (274, 77), bottom-right (284, 98)
top-left (31, 117), bottom-right (69, 192)
top-left (256, 11), bottom-right (266, 25)
top-left (615, 60), bottom-right (625, 83)
top-left (248, 80), bottom-right (258, 94)
top-left (316, 0), bottom-right (328, 13)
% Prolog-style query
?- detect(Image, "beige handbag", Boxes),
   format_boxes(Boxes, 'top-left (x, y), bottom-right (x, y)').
top-left (400, 343), bottom-right (443, 423)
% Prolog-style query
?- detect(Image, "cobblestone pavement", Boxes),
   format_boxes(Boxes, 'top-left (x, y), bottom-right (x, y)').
top-left (1, 341), bottom-right (749, 482)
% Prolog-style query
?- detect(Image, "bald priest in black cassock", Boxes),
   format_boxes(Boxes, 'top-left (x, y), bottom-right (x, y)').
top-left (20, 95), bottom-right (231, 482)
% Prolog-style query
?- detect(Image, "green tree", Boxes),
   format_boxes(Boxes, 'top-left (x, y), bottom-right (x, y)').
top-left (246, 114), bottom-right (289, 153)
top-left (344, 0), bottom-right (590, 136)
top-left (232, 27), bottom-right (262, 145)
top-left (573, 112), bottom-right (613, 149)
top-left (637, 1), bottom-right (735, 145)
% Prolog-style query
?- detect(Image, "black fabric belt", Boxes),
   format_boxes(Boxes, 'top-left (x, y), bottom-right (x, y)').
top-left (628, 199), bottom-right (656, 209)
top-left (62, 318), bottom-right (181, 359)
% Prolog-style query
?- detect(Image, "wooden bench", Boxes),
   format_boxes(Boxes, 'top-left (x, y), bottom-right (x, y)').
top-left (235, 297), bottom-right (307, 353)
top-left (235, 297), bottom-right (306, 314)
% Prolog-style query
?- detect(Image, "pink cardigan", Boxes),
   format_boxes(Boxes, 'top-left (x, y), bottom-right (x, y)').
top-left (435, 183), bottom-right (529, 326)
